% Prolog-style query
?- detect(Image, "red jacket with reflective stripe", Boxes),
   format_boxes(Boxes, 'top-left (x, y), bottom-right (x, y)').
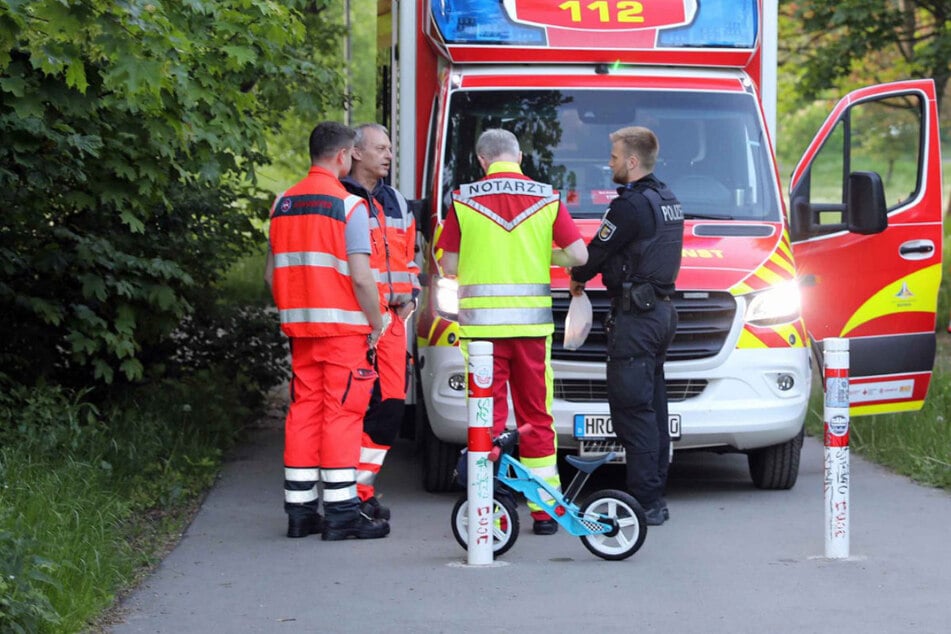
top-left (269, 166), bottom-right (372, 338)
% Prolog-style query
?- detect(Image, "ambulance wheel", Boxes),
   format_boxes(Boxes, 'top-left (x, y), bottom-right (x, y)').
top-left (451, 495), bottom-right (519, 557)
top-left (419, 405), bottom-right (461, 493)
top-left (578, 489), bottom-right (646, 561)
top-left (748, 426), bottom-right (803, 490)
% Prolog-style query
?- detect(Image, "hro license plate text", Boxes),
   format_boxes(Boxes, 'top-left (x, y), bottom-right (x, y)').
top-left (573, 414), bottom-right (682, 441)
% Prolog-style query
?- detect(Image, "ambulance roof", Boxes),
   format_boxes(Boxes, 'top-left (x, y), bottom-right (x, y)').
top-left (426, 0), bottom-right (759, 67)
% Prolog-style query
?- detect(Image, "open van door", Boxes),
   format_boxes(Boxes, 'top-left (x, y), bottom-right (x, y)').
top-left (788, 79), bottom-right (944, 415)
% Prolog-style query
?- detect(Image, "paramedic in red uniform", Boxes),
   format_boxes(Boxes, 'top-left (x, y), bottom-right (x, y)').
top-left (342, 123), bottom-right (420, 522)
top-left (266, 122), bottom-right (389, 541)
top-left (437, 128), bottom-right (587, 535)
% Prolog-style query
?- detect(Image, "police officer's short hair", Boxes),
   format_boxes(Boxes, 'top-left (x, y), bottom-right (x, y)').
top-left (309, 122), bottom-right (356, 162)
top-left (610, 126), bottom-right (659, 171)
top-left (476, 128), bottom-right (520, 162)
top-left (353, 123), bottom-right (390, 149)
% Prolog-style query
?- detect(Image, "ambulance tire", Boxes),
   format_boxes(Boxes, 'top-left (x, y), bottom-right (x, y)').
top-left (450, 495), bottom-right (519, 557)
top-left (418, 403), bottom-right (461, 493)
top-left (747, 426), bottom-right (804, 490)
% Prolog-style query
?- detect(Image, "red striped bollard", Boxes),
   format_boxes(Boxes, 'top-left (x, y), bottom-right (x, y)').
top-left (466, 341), bottom-right (494, 565)
top-left (822, 338), bottom-right (850, 559)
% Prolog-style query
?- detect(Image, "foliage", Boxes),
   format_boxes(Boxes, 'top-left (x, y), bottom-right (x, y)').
top-left (779, 0), bottom-right (951, 114)
top-left (0, 513), bottom-right (61, 633)
top-left (0, 359), bottom-right (270, 632)
top-left (0, 0), bottom-right (345, 386)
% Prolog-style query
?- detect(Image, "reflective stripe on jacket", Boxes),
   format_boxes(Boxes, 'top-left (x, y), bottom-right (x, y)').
top-left (269, 166), bottom-right (372, 338)
top-left (451, 170), bottom-right (559, 339)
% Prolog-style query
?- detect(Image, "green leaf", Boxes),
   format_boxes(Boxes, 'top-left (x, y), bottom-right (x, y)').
top-left (222, 45), bottom-right (257, 68)
top-left (80, 274), bottom-right (107, 301)
top-left (120, 209), bottom-right (146, 233)
top-left (93, 359), bottom-right (114, 383)
top-left (65, 60), bottom-right (88, 93)
top-left (119, 357), bottom-right (143, 381)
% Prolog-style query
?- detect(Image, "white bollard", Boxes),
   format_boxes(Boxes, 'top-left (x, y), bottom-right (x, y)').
top-left (822, 338), bottom-right (850, 559)
top-left (466, 340), bottom-right (494, 565)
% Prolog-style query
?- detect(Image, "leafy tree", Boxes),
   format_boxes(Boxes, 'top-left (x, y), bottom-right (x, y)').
top-left (780, 0), bottom-right (951, 112)
top-left (0, 0), bottom-right (347, 386)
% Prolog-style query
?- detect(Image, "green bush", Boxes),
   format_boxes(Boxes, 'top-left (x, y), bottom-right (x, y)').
top-left (0, 513), bottom-right (62, 633)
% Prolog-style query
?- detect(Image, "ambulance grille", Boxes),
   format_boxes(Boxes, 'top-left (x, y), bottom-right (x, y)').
top-left (551, 291), bottom-right (736, 362)
top-left (554, 378), bottom-right (707, 403)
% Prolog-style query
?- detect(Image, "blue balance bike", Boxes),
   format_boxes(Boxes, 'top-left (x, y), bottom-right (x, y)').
top-left (451, 428), bottom-right (647, 561)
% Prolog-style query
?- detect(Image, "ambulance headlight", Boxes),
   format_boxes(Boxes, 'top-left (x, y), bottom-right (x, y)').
top-left (434, 276), bottom-right (459, 320)
top-left (744, 282), bottom-right (802, 326)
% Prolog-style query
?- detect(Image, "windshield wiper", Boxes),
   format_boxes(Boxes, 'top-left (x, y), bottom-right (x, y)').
top-left (684, 213), bottom-right (735, 220)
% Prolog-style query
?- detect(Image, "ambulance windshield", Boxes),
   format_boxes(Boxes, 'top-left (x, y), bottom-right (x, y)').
top-left (442, 88), bottom-right (781, 222)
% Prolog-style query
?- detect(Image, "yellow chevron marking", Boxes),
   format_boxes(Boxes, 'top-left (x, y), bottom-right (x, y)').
top-left (752, 264), bottom-right (787, 286)
top-left (841, 264), bottom-right (942, 336)
top-left (736, 328), bottom-right (768, 349)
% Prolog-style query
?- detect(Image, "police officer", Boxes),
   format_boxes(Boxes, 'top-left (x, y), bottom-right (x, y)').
top-left (438, 128), bottom-right (587, 535)
top-left (569, 126), bottom-right (683, 526)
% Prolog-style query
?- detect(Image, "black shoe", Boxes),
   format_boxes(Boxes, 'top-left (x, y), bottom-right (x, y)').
top-left (287, 514), bottom-right (324, 538)
top-left (643, 502), bottom-right (666, 526)
top-left (322, 515), bottom-right (390, 541)
top-left (661, 502), bottom-right (670, 522)
top-left (360, 496), bottom-right (391, 520)
top-left (533, 519), bottom-right (559, 535)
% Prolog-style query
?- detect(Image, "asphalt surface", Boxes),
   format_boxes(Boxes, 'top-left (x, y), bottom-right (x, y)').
top-left (110, 414), bottom-right (951, 634)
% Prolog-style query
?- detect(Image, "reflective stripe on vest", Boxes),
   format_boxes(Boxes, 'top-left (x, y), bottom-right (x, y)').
top-left (269, 169), bottom-right (372, 338)
top-left (451, 174), bottom-right (559, 338)
top-left (459, 283), bottom-right (551, 299)
top-left (279, 307), bottom-right (370, 327)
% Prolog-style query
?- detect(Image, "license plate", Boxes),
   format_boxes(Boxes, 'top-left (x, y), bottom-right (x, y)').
top-left (573, 413), bottom-right (682, 441)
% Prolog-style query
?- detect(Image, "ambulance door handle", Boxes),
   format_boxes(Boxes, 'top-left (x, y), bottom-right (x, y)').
top-left (899, 240), bottom-right (934, 261)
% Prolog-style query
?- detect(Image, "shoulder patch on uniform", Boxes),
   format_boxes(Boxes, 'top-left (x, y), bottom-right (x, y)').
top-left (598, 219), bottom-right (617, 241)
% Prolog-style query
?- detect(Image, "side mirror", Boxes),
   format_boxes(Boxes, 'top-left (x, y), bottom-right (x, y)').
top-left (846, 171), bottom-right (887, 235)
top-left (789, 196), bottom-right (813, 241)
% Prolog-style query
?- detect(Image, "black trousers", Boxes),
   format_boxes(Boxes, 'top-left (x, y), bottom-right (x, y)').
top-left (605, 300), bottom-right (677, 507)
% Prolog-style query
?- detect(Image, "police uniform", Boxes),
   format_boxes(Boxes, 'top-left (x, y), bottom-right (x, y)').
top-left (570, 174), bottom-right (683, 519)
top-left (342, 176), bottom-right (420, 518)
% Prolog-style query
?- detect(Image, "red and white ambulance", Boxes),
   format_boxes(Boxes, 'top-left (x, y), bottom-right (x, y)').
top-left (379, 0), bottom-right (944, 492)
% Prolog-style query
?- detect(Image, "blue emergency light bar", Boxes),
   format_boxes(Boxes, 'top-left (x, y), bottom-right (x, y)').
top-left (430, 0), bottom-right (757, 49)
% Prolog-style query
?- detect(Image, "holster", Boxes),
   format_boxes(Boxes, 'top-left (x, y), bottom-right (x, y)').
top-left (622, 282), bottom-right (656, 312)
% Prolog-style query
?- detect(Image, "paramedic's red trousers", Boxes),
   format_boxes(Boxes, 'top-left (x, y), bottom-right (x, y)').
top-left (485, 336), bottom-right (561, 520)
top-left (357, 309), bottom-right (408, 501)
top-left (284, 335), bottom-right (376, 523)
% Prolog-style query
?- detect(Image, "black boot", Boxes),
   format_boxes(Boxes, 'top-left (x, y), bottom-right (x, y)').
top-left (287, 513), bottom-right (324, 538)
top-left (322, 514), bottom-right (390, 541)
top-left (360, 496), bottom-right (391, 520)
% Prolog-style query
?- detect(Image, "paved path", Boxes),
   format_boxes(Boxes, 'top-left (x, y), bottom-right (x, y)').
top-left (110, 422), bottom-right (951, 634)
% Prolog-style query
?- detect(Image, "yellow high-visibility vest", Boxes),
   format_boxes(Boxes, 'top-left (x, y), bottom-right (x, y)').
top-left (452, 164), bottom-right (561, 339)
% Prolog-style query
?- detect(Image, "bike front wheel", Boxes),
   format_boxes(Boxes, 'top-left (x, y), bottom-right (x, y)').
top-left (450, 495), bottom-right (519, 557)
top-left (578, 489), bottom-right (647, 561)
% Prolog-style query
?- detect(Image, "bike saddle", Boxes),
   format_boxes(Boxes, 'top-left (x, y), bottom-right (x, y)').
top-left (564, 452), bottom-right (617, 474)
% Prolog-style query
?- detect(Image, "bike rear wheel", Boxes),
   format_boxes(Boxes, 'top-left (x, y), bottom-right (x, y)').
top-left (450, 495), bottom-right (519, 557)
top-left (578, 489), bottom-right (646, 561)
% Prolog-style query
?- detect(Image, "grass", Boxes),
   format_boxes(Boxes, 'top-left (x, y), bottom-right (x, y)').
top-left (804, 335), bottom-right (951, 489)
top-left (0, 371), bottom-right (258, 632)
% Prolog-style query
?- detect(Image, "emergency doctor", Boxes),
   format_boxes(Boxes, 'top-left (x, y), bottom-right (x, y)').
top-left (569, 126), bottom-right (684, 526)
top-left (437, 128), bottom-right (587, 536)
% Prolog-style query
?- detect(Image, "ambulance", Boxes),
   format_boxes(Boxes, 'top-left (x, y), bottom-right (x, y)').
top-left (378, 0), bottom-right (945, 492)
